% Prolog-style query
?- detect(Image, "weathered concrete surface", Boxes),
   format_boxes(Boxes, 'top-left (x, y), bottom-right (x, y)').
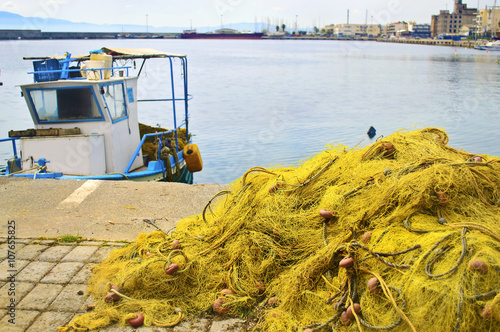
top-left (0, 177), bottom-right (227, 241)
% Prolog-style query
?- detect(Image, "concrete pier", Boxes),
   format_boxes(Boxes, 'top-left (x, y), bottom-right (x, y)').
top-left (376, 37), bottom-right (486, 49)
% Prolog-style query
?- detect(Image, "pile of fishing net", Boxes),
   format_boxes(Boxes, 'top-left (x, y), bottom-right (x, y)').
top-left (62, 127), bottom-right (500, 331)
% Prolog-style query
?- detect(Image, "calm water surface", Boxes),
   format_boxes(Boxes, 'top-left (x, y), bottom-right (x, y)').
top-left (0, 39), bottom-right (499, 184)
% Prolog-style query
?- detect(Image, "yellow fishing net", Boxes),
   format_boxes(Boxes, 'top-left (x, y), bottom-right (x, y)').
top-left (61, 127), bottom-right (500, 331)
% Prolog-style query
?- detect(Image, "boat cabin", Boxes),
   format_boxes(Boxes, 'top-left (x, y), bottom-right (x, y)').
top-left (17, 74), bottom-right (142, 176)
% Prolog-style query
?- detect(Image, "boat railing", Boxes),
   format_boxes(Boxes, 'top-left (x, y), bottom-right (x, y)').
top-left (137, 95), bottom-right (193, 103)
top-left (123, 121), bottom-right (187, 174)
top-left (0, 137), bottom-right (20, 158)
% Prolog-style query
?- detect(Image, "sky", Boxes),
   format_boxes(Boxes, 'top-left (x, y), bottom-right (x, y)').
top-left (1, 0), bottom-right (498, 29)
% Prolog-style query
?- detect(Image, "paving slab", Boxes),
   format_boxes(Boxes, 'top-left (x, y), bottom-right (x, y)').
top-left (61, 246), bottom-right (99, 262)
top-left (40, 262), bottom-right (84, 284)
top-left (16, 261), bottom-right (55, 283)
top-left (26, 311), bottom-right (73, 332)
top-left (0, 259), bottom-right (30, 282)
top-left (0, 282), bottom-right (35, 309)
top-left (15, 244), bottom-right (48, 260)
top-left (49, 284), bottom-right (88, 312)
top-left (17, 283), bottom-right (64, 311)
top-left (70, 263), bottom-right (96, 284)
top-left (36, 245), bottom-right (74, 262)
top-left (88, 246), bottom-right (114, 263)
top-left (0, 309), bottom-right (39, 332)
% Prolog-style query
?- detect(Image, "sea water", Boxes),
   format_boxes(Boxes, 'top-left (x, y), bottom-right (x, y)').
top-left (0, 39), bottom-right (499, 184)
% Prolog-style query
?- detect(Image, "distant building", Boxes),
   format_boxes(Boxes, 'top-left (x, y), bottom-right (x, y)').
top-left (323, 24), bottom-right (335, 35)
top-left (385, 22), bottom-right (408, 37)
top-left (431, 0), bottom-right (477, 38)
top-left (329, 24), bottom-right (380, 37)
top-left (476, 6), bottom-right (500, 38)
top-left (366, 25), bottom-right (382, 37)
top-left (409, 23), bottom-right (432, 39)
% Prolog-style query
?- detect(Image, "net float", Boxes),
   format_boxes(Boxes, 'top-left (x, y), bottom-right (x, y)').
top-left (256, 281), bottom-right (266, 293)
top-left (172, 239), bottom-right (182, 250)
top-left (380, 142), bottom-right (395, 156)
top-left (269, 183), bottom-right (282, 193)
top-left (221, 289), bottom-right (234, 295)
top-left (104, 285), bottom-right (121, 302)
top-left (339, 257), bottom-right (354, 268)
top-left (104, 292), bottom-right (119, 302)
top-left (165, 263), bottom-right (180, 275)
top-left (213, 298), bottom-right (228, 314)
top-left (435, 190), bottom-right (447, 205)
top-left (470, 156), bottom-right (483, 162)
top-left (319, 209), bottom-right (335, 220)
top-left (341, 311), bottom-right (351, 326)
top-left (362, 231), bottom-right (372, 243)
top-left (480, 303), bottom-right (492, 319)
top-left (268, 296), bottom-right (279, 306)
top-left (128, 313), bottom-right (144, 327)
top-left (345, 303), bottom-right (361, 319)
top-left (367, 277), bottom-right (381, 294)
top-left (469, 259), bottom-right (488, 274)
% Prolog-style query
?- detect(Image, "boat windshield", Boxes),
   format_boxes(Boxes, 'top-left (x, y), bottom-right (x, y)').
top-left (101, 82), bottom-right (128, 122)
top-left (27, 86), bottom-right (104, 122)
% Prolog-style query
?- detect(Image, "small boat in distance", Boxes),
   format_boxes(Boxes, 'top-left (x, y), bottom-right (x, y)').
top-left (180, 28), bottom-right (264, 39)
top-left (1, 47), bottom-right (203, 182)
top-left (475, 40), bottom-right (500, 51)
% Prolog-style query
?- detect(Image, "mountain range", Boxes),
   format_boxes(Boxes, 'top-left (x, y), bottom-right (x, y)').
top-left (0, 11), bottom-right (263, 33)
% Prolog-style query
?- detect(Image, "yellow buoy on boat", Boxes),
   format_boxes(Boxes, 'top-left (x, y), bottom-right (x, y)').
top-left (183, 143), bottom-right (203, 172)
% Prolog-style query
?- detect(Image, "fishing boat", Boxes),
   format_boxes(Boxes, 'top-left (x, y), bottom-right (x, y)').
top-left (475, 40), bottom-right (500, 51)
top-left (0, 47), bottom-right (203, 182)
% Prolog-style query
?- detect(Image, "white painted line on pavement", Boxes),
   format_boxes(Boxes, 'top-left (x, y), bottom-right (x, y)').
top-left (56, 180), bottom-right (101, 209)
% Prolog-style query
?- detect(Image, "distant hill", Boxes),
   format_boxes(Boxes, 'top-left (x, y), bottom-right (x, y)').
top-left (0, 11), bottom-right (263, 33)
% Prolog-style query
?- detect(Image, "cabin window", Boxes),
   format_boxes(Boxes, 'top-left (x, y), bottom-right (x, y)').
top-left (101, 83), bottom-right (127, 122)
top-left (28, 86), bottom-right (103, 122)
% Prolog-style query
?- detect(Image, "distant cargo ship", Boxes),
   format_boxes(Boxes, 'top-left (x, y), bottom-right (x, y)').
top-left (180, 28), bottom-right (264, 39)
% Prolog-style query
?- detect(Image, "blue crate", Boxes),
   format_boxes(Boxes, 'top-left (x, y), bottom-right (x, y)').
top-left (33, 59), bottom-right (61, 82)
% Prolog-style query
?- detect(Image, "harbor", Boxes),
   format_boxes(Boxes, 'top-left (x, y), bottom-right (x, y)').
top-left (0, 1), bottom-right (499, 331)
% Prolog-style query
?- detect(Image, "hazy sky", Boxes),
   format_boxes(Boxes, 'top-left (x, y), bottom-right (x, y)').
top-left (1, 0), bottom-right (497, 28)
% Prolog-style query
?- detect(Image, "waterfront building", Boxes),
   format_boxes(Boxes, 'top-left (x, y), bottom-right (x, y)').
top-left (385, 22), bottom-right (409, 37)
top-left (431, 0), bottom-right (478, 38)
top-left (476, 6), bottom-right (500, 38)
top-left (329, 24), bottom-right (380, 37)
top-left (408, 23), bottom-right (432, 39)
